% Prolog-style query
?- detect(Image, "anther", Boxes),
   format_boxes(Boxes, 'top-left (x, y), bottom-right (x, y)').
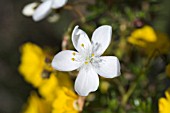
top-left (72, 52), bottom-right (76, 56)
top-left (92, 54), bottom-right (95, 57)
top-left (85, 61), bottom-right (88, 64)
top-left (71, 58), bottom-right (75, 61)
top-left (81, 43), bottom-right (84, 47)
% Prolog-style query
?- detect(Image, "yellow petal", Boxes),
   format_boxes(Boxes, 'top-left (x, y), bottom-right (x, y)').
top-left (22, 92), bottom-right (51, 113)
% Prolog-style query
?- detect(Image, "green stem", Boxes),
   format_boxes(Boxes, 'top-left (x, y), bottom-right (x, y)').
top-left (113, 79), bottom-right (125, 96)
top-left (121, 82), bottom-right (137, 106)
top-left (121, 67), bottom-right (146, 107)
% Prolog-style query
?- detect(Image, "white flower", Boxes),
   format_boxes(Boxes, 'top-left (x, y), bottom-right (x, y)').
top-left (52, 25), bottom-right (121, 96)
top-left (22, 2), bottom-right (38, 17)
top-left (22, 0), bottom-right (67, 21)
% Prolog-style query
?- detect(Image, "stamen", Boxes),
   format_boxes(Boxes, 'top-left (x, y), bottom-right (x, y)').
top-left (85, 61), bottom-right (88, 64)
top-left (92, 42), bottom-right (100, 54)
top-left (91, 54), bottom-right (94, 57)
top-left (91, 57), bottom-right (103, 68)
top-left (81, 43), bottom-right (84, 48)
top-left (72, 52), bottom-right (76, 56)
top-left (71, 58), bottom-right (75, 61)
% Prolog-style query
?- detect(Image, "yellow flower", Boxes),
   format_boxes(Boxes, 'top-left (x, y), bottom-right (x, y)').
top-left (166, 64), bottom-right (170, 77)
top-left (56, 72), bottom-right (73, 89)
top-left (19, 42), bottom-right (80, 112)
top-left (22, 92), bottom-right (51, 113)
top-left (159, 89), bottom-right (170, 113)
top-left (128, 26), bottom-right (170, 55)
top-left (128, 25), bottom-right (157, 47)
top-left (38, 72), bottom-right (73, 102)
top-left (52, 87), bottom-right (79, 113)
top-left (18, 42), bottom-right (47, 87)
top-left (38, 73), bottom-right (59, 102)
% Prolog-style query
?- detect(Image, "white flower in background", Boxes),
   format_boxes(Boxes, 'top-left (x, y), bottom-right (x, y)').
top-left (22, 2), bottom-right (38, 17)
top-left (52, 25), bottom-right (121, 96)
top-left (22, 0), bottom-right (68, 21)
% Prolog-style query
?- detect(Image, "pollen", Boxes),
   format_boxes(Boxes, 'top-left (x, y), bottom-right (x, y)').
top-left (85, 61), bottom-right (88, 64)
top-left (81, 43), bottom-right (84, 47)
top-left (92, 54), bottom-right (94, 57)
top-left (72, 52), bottom-right (76, 56)
top-left (71, 58), bottom-right (75, 61)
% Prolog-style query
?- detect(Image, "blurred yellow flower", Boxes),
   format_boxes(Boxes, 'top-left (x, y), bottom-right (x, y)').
top-left (22, 92), bottom-right (51, 113)
top-left (128, 25), bottom-right (157, 47)
top-left (18, 42), bottom-right (47, 87)
top-left (166, 64), bottom-right (170, 77)
top-left (38, 73), bottom-right (59, 102)
top-left (19, 42), bottom-right (81, 112)
top-left (52, 87), bottom-right (79, 113)
top-left (128, 25), bottom-right (170, 55)
top-left (39, 72), bottom-right (73, 102)
top-left (159, 89), bottom-right (170, 113)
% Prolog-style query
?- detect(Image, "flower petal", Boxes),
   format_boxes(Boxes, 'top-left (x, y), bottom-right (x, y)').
top-left (91, 25), bottom-right (112, 56)
top-left (22, 2), bottom-right (38, 17)
top-left (33, 0), bottom-right (52, 21)
top-left (95, 56), bottom-right (120, 78)
top-left (52, 50), bottom-right (82, 71)
top-left (52, 0), bottom-right (68, 9)
top-left (74, 64), bottom-right (99, 96)
top-left (72, 25), bottom-right (91, 53)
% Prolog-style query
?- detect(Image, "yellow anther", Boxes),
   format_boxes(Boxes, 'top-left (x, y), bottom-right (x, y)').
top-left (72, 52), bottom-right (76, 56)
top-left (71, 58), bottom-right (75, 61)
top-left (85, 61), bottom-right (88, 64)
top-left (81, 43), bottom-right (84, 47)
top-left (92, 54), bottom-right (94, 57)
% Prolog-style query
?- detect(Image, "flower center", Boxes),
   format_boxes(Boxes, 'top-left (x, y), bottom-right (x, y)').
top-left (70, 43), bottom-right (102, 67)
top-left (84, 54), bottom-right (94, 64)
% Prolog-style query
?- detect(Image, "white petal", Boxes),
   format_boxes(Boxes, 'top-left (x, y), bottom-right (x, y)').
top-left (74, 64), bottom-right (99, 96)
top-left (22, 2), bottom-right (38, 16)
top-left (52, 0), bottom-right (68, 9)
top-left (72, 25), bottom-right (92, 53)
top-left (95, 56), bottom-right (120, 78)
top-left (33, 0), bottom-right (52, 21)
top-left (91, 25), bottom-right (112, 56)
top-left (52, 50), bottom-right (82, 71)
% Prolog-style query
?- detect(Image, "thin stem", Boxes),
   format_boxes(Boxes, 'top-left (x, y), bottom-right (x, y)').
top-left (121, 64), bottom-right (146, 107)
top-left (63, 4), bottom-right (85, 22)
top-left (145, 49), bottom-right (157, 67)
top-left (113, 79), bottom-right (125, 96)
top-left (145, 48), bottom-right (168, 67)
top-left (121, 82), bottom-right (137, 106)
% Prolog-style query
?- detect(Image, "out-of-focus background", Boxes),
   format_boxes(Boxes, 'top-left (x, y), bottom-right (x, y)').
top-left (0, 0), bottom-right (170, 113)
top-left (0, 0), bottom-right (70, 112)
